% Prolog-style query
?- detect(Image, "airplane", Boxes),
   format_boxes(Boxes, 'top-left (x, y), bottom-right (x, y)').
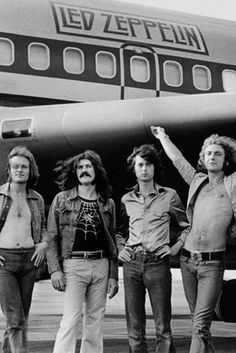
top-left (0, 0), bottom-right (236, 321)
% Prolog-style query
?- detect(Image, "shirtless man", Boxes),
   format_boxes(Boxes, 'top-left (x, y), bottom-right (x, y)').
top-left (151, 127), bottom-right (236, 353)
top-left (0, 145), bottom-right (48, 353)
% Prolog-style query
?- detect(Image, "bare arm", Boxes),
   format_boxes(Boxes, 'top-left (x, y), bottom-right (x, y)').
top-left (150, 126), bottom-right (183, 162)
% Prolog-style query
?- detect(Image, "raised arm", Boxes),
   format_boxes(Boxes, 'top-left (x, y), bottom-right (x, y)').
top-left (151, 126), bottom-right (197, 186)
top-left (150, 126), bottom-right (183, 162)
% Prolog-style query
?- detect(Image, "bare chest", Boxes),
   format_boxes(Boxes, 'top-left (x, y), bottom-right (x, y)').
top-left (10, 198), bottom-right (31, 219)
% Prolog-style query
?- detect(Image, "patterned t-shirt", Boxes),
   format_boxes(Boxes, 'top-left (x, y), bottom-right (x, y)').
top-left (72, 196), bottom-right (107, 251)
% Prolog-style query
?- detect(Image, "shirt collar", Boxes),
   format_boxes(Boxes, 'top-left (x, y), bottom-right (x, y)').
top-left (67, 186), bottom-right (104, 202)
top-left (132, 183), bottom-right (166, 196)
top-left (0, 182), bottom-right (39, 200)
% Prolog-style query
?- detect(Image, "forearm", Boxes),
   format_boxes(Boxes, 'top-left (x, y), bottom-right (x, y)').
top-left (108, 258), bottom-right (119, 281)
top-left (115, 233), bottom-right (127, 253)
top-left (155, 130), bottom-right (183, 162)
top-left (116, 201), bottom-right (129, 253)
top-left (46, 232), bottom-right (62, 274)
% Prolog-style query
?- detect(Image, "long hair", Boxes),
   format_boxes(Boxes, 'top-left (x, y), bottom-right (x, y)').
top-left (54, 150), bottom-right (112, 201)
top-left (127, 144), bottom-right (164, 183)
top-left (6, 145), bottom-right (40, 188)
top-left (197, 134), bottom-right (236, 175)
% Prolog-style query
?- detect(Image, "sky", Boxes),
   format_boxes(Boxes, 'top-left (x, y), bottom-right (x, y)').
top-left (117, 0), bottom-right (236, 21)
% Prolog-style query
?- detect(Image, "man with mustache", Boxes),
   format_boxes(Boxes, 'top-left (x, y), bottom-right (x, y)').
top-left (46, 150), bottom-right (118, 353)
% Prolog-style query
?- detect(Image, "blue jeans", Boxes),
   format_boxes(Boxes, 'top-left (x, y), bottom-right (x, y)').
top-left (0, 248), bottom-right (36, 353)
top-left (180, 255), bottom-right (225, 353)
top-left (123, 253), bottom-right (176, 353)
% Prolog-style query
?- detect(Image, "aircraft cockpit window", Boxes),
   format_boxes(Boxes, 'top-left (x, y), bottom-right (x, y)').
top-left (164, 61), bottom-right (183, 87)
top-left (0, 38), bottom-right (14, 66)
top-left (1, 119), bottom-right (32, 139)
top-left (96, 52), bottom-right (116, 78)
top-left (193, 65), bottom-right (211, 91)
top-left (28, 43), bottom-right (50, 71)
top-left (63, 47), bottom-right (84, 74)
top-left (130, 56), bottom-right (150, 83)
top-left (222, 70), bottom-right (236, 92)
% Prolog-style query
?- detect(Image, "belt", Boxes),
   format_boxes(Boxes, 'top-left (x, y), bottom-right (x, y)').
top-left (132, 245), bottom-right (151, 254)
top-left (182, 248), bottom-right (225, 261)
top-left (70, 250), bottom-right (107, 260)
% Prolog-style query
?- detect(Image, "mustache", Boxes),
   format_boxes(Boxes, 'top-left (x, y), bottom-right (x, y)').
top-left (79, 171), bottom-right (91, 178)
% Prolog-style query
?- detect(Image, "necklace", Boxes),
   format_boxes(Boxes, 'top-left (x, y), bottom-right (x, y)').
top-left (11, 194), bottom-right (27, 217)
top-left (13, 200), bottom-right (24, 217)
top-left (203, 178), bottom-right (224, 192)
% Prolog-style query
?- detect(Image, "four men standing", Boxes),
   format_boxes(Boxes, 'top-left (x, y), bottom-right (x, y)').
top-left (0, 129), bottom-right (235, 353)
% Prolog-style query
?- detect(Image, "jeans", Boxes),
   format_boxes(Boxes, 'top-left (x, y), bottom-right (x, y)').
top-left (123, 253), bottom-right (176, 353)
top-left (53, 258), bottom-right (109, 353)
top-left (180, 255), bottom-right (225, 353)
top-left (0, 247), bottom-right (36, 353)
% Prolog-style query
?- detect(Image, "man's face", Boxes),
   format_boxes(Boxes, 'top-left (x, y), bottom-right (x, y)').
top-left (134, 155), bottom-right (155, 183)
top-left (76, 159), bottom-right (95, 185)
top-left (203, 144), bottom-right (225, 173)
top-left (9, 155), bottom-right (30, 184)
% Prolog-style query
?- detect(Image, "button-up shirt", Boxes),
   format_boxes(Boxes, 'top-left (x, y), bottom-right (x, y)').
top-left (116, 184), bottom-right (189, 256)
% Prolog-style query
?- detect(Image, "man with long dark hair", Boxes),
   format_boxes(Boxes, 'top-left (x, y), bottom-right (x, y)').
top-left (46, 150), bottom-right (118, 353)
top-left (151, 127), bottom-right (236, 353)
top-left (0, 145), bottom-right (48, 353)
top-left (116, 144), bottom-right (189, 353)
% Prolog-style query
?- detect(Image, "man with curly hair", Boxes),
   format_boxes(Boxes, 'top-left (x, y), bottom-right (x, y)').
top-left (46, 150), bottom-right (118, 353)
top-left (116, 144), bottom-right (189, 353)
top-left (151, 127), bottom-right (236, 353)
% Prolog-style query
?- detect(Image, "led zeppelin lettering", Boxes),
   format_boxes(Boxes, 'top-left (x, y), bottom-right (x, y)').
top-left (51, 2), bottom-right (208, 54)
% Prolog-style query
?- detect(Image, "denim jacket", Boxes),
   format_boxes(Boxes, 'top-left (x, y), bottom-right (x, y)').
top-left (173, 157), bottom-right (236, 235)
top-left (0, 182), bottom-right (48, 244)
top-left (46, 187), bottom-right (118, 280)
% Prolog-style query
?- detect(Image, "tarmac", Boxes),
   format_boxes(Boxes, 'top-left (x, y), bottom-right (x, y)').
top-left (0, 269), bottom-right (235, 353)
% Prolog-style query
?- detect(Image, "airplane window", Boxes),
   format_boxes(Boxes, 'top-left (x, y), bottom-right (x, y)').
top-left (222, 70), bottom-right (236, 92)
top-left (164, 61), bottom-right (183, 87)
top-left (63, 47), bottom-right (84, 74)
top-left (130, 56), bottom-right (150, 83)
top-left (96, 52), bottom-right (116, 78)
top-left (193, 65), bottom-right (211, 90)
top-left (0, 38), bottom-right (14, 65)
top-left (28, 43), bottom-right (50, 70)
top-left (1, 119), bottom-right (32, 139)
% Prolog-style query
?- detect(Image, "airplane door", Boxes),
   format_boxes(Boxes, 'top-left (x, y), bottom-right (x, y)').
top-left (120, 43), bottom-right (159, 100)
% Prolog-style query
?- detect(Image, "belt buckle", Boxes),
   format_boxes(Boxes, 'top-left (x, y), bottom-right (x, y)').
top-left (191, 251), bottom-right (202, 261)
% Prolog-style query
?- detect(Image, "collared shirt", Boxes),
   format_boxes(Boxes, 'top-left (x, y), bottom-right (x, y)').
top-left (0, 182), bottom-right (48, 244)
top-left (116, 184), bottom-right (189, 255)
top-left (46, 186), bottom-right (118, 279)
